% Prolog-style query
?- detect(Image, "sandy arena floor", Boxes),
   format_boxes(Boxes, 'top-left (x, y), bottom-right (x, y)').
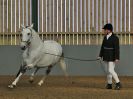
top-left (0, 76), bottom-right (133, 99)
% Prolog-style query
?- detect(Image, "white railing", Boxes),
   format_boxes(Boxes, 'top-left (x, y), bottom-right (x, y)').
top-left (0, 0), bottom-right (132, 45)
top-left (0, 32), bottom-right (132, 45)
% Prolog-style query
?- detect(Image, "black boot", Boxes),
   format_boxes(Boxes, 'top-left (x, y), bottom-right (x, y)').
top-left (115, 82), bottom-right (122, 90)
top-left (106, 84), bottom-right (112, 89)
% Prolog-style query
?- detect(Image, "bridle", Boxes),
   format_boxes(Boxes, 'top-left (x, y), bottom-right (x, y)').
top-left (21, 27), bottom-right (33, 49)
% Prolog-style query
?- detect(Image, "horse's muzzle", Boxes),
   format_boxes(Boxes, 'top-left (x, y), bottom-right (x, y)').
top-left (21, 46), bottom-right (26, 50)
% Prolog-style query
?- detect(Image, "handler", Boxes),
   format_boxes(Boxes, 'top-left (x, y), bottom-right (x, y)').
top-left (98, 23), bottom-right (122, 90)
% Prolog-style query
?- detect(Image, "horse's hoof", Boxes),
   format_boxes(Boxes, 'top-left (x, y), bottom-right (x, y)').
top-left (29, 79), bottom-right (34, 84)
top-left (38, 82), bottom-right (42, 86)
top-left (8, 84), bottom-right (16, 89)
top-left (38, 80), bottom-right (43, 86)
top-left (71, 81), bottom-right (75, 84)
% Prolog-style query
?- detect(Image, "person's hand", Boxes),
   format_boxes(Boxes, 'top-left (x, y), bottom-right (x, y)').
top-left (97, 57), bottom-right (101, 60)
top-left (115, 59), bottom-right (119, 63)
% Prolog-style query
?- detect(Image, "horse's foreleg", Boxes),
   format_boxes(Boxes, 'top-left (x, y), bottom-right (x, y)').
top-left (8, 65), bottom-right (27, 88)
top-left (38, 65), bottom-right (53, 86)
top-left (27, 57), bottom-right (41, 69)
top-left (29, 67), bottom-right (40, 83)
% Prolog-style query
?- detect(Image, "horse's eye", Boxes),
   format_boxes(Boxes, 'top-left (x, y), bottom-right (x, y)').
top-left (27, 33), bottom-right (30, 36)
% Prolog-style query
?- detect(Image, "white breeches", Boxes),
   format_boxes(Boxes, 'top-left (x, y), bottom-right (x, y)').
top-left (103, 61), bottom-right (120, 84)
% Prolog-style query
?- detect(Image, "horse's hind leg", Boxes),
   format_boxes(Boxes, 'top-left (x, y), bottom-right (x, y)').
top-left (38, 65), bottom-right (53, 86)
top-left (29, 67), bottom-right (40, 83)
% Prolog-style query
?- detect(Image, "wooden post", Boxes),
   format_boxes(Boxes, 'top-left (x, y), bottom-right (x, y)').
top-left (32, 0), bottom-right (38, 32)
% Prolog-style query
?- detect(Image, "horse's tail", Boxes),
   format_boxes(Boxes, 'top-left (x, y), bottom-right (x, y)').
top-left (58, 53), bottom-right (68, 77)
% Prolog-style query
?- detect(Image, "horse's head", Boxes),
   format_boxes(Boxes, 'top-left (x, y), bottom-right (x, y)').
top-left (20, 24), bottom-right (33, 50)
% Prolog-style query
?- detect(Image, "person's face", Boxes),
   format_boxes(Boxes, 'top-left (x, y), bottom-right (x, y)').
top-left (103, 29), bottom-right (112, 35)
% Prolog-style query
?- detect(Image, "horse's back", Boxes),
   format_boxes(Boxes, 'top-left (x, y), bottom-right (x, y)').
top-left (37, 40), bottom-right (62, 67)
top-left (43, 40), bottom-right (62, 54)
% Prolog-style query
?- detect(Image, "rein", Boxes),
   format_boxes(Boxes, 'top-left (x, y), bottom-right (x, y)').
top-left (44, 52), bottom-right (99, 62)
top-left (44, 52), bottom-right (106, 74)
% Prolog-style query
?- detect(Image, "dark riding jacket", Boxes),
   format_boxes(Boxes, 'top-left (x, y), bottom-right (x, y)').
top-left (99, 33), bottom-right (120, 61)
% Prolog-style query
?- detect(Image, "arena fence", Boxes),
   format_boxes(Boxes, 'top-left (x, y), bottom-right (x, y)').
top-left (0, 0), bottom-right (132, 45)
top-left (0, 32), bottom-right (132, 45)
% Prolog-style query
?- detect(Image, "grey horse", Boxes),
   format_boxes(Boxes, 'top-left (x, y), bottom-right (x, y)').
top-left (8, 24), bottom-right (68, 88)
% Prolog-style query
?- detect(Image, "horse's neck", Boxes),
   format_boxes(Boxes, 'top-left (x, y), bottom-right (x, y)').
top-left (30, 32), bottom-right (43, 50)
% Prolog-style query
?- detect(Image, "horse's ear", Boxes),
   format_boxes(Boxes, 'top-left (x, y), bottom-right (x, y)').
top-left (21, 24), bottom-right (25, 29)
top-left (30, 24), bottom-right (34, 28)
